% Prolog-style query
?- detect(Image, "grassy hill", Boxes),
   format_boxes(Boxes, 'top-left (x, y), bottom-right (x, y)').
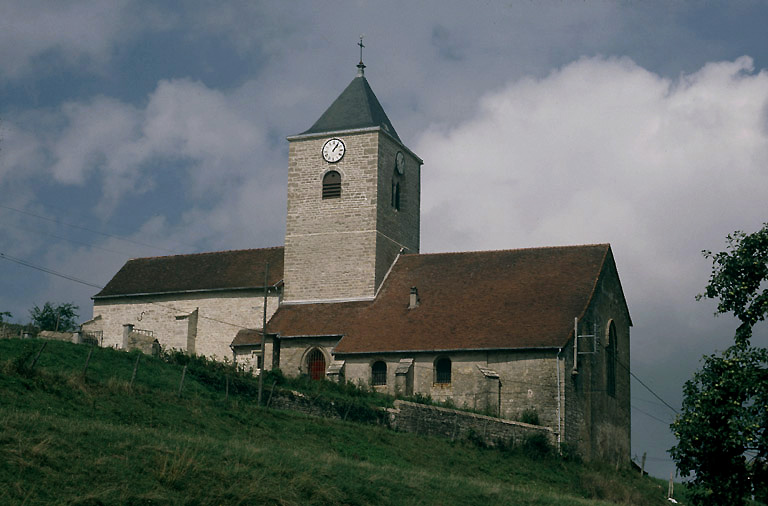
top-left (0, 338), bottom-right (682, 505)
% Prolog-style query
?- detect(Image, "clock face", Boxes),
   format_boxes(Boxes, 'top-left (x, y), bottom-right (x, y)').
top-left (395, 151), bottom-right (405, 174)
top-left (322, 138), bottom-right (345, 163)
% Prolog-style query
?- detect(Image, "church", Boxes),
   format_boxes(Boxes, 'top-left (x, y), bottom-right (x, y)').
top-left (84, 55), bottom-right (632, 462)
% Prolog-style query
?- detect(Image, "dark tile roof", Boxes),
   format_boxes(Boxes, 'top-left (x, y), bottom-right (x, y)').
top-left (94, 247), bottom-right (284, 298)
top-left (300, 76), bottom-right (401, 142)
top-left (231, 328), bottom-right (262, 348)
top-left (268, 245), bottom-right (620, 353)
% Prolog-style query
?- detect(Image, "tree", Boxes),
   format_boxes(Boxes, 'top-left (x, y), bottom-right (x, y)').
top-left (671, 223), bottom-right (768, 505)
top-left (698, 225), bottom-right (768, 344)
top-left (670, 346), bottom-right (767, 505)
top-left (0, 311), bottom-right (11, 324)
top-left (29, 302), bottom-right (79, 332)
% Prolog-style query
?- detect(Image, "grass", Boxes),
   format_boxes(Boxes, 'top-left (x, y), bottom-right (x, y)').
top-left (1, 338), bottom-right (682, 505)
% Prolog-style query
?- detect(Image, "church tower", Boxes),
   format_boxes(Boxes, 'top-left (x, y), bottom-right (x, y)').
top-left (283, 53), bottom-right (422, 302)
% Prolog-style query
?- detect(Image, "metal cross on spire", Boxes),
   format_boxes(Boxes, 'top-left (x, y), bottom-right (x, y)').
top-left (357, 34), bottom-right (366, 77)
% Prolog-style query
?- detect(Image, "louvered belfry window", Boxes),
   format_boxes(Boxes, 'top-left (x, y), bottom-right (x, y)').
top-left (322, 170), bottom-right (341, 199)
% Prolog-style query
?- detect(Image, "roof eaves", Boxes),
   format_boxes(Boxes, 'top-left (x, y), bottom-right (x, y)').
top-left (93, 285), bottom-right (274, 300)
top-left (333, 346), bottom-right (562, 356)
top-left (276, 334), bottom-right (344, 340)
top-left (279, 296), bottom-right (374, 306)
top-left (287, 127), bottom-right (423, 165)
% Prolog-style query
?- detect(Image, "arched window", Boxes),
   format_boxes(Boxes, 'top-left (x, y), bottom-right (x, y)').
top-left (606, 322), bottom-right (617, 397)
top-left (322, 170), bottom-right (341, 199)
top-left (306, 348), bottom-right (326, 380)
top-left (391, 170), bottom-right (403, 211)
top-left (371, 361), bottom-right (387, 386)
top-left (435, 357), bottom-right (451, 385)
top-left (391, 181), bottom-right (401, 210)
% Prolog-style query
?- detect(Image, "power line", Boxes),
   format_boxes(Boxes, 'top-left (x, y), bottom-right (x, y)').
top-left (0, 204), bottom-right (175, 254)
top-left (0, 219), bottom-right (129, 256)
top-left (619, 360), bottom-right (679, 415)
top-left (632, 404), bottom-right (673, 425)
top-left (1, 252), bottom-right (104, 289)
top-left (0, 251), bottom-right (258, 333)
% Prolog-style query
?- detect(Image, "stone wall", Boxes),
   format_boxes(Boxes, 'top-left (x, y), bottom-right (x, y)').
top-left (122, 325), bottom-right (159, 355)
top-left (265, 392), bottom-right (555, 450)
top-left (374, 133), bottom-right (421, 289)
top-left (87, 290), bottom-right (280, 360)
top-left (283, 130), bottom-right (421, 302)
top-left (341, 349), bottom-right (561, 426)
top-left (37, 330), bottom-right (78, 343)
top-left (277, 336), bottom-right (340, 376)
top-left (563, 250), bottom-right (632, 464)
top-left (387, 400), bottom-right (556, 448)
top-left (284, 132), bottom-right (381, 301)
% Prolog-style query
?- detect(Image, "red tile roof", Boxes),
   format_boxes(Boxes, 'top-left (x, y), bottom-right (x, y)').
top-left (94, 247), bottom-right (284, 298)
top-left (268, 244), bottom-right (618, 353)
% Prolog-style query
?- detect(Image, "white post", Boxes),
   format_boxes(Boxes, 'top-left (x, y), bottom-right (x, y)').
top-left (572, 317), bottom-right (578, 373)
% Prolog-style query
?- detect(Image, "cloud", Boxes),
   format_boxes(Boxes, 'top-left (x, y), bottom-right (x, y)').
top-left (0, 0), bottom-right (132, 79)
top-left (418, 55), bottom-right (768, 363)
top-left (2, 78), bottom-right (276, 216)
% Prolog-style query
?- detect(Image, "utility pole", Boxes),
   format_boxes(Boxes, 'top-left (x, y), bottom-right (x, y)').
top-left (257, 262), bottom-right (269, 405)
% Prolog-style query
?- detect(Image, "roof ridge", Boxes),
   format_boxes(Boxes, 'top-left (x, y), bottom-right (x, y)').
top-left (407, 243), bottom-right (610, 258)
top-left (128, 245), bottom-right (284, 262)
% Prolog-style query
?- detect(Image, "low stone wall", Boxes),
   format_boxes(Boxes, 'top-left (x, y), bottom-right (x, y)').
top-left (268, 390), bottom-right (344, 419)
top-left (265, 392), bottom-right (555, 449)
top-left (386, 400), bottom-right (556, 448)
top-left (38, 331), bottom-right (77, 343)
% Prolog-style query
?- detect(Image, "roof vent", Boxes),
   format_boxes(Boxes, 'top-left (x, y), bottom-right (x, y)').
top-left (409, 286), bottom-right (420, 309)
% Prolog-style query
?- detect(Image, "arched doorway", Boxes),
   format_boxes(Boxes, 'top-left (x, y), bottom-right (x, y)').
top-left (307, 348), bottom-right (326, 380)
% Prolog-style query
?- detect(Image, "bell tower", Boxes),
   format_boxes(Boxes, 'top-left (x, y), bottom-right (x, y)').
top-left (283, 50), bottom-right (422, 302)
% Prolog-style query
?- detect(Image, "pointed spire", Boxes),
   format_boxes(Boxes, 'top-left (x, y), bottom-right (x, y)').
top-left (299, 37), bottom-right (401, 142)
top-left (357, 35), bottom-right (366, 77)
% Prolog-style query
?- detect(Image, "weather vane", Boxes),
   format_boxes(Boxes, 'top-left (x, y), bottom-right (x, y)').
top-left (357, 34), bottom-right (366, 76)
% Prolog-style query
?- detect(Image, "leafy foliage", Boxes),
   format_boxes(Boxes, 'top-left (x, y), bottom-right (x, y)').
top-left (698, 223), bottom-right (768, 344)
top-left (28, 302), bottom-right (79, 332)
top-left (671, 223), bottom-right (768, 505)
top-left (670, 345), bottom-right (768, 505)
top-left (519, 407), bottom-right (541, 425)
top-left (0, 311), bottom-right (11, 324)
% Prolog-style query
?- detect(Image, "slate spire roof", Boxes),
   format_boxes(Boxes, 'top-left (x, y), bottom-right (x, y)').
top-left (300, 73), bottom-right (401, 143)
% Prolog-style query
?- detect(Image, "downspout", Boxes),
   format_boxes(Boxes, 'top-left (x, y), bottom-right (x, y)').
top-left (498, 379), bottom-right (502, 418)
top-left (556, 347), bottom-right (563, 452)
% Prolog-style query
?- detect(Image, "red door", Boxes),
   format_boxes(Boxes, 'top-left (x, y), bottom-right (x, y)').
top-left (307, 349), bottom-right (326, 380)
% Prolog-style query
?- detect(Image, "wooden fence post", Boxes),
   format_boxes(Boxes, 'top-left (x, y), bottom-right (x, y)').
top-left (178, 365), bottom-right (187, 397)
top-left (30, 342), bottom-right (47, 370)
top-left (668, 471), bottom-right (674, 499)
top-left (82, 346), bottom-right (94, 378)
top-left (266, 380), bottom-right (277, 408)
top-left (130, 353), bottom-right (140, 389)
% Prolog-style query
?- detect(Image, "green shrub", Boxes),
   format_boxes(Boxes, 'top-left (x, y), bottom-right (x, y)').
top-left (520, 432), bottom-right (553, 458)
top-left (518, 407), bottom-right (540, 425)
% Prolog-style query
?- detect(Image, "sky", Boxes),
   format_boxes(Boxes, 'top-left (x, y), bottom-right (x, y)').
top-left (1, 0), bottom-right (767, 480)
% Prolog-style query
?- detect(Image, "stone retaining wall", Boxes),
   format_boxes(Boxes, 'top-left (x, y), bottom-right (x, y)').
top-left (266, 392), bottom-right (555, 449)
top-left (386, 400), bottom-right (556, 448)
